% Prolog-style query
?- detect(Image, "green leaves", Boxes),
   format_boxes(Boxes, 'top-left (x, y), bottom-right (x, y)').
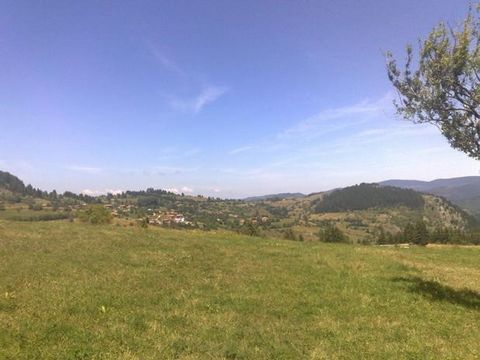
top-left (78, 204), bottom-right (112, 225)
top-left (387, 7), bottom-right (480, 160)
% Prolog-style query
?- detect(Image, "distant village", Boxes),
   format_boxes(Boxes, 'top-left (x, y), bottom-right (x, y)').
top-left (103, 202), bottom-right (193, 227)
top-left (101, 201), bottom-right (269, 228)
top-left (147, 211), bottom-right (192, 226)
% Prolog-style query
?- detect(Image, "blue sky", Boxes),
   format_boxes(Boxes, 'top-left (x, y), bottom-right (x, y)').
top-left (0, 0), bottom-right (478, 198)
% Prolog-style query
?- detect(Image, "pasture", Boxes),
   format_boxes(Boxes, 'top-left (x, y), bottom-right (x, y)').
top-left (0, 220), bottom-right (479, 359)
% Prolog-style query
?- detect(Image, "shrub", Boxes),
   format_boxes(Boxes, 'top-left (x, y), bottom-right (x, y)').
top-left (78, 205), bottom-right (112, 224)
top-left (283, 228), bottom-right (296, 241)
top-left (139, 217), bottom-right (148, 228)
top-left (244, 223), bottom-right (260, 237)
top-left (318, 223), bottom-right (349, 243)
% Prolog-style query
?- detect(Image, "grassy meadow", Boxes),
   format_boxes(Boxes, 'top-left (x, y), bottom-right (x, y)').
top-left (0, 220), bottom-right (479, 359)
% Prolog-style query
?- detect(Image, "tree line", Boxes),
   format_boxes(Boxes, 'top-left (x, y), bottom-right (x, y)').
top-left (376, 220), bottom-right (480, 245)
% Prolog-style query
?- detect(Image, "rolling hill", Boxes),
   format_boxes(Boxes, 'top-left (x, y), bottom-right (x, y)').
top-left (1, 170), bottom-right (475, 242)
top-left (380, 177), bottom-right (480, 217)
top-left (266, 183), bottom-right (474, 241)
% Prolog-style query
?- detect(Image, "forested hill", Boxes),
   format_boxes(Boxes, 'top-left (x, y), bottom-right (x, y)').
top-left (0, 170), bottom-right (97, 203)
top-left (1, 170), bottom-right (474, 240)
top-left (314, 183), bottom-right (425, 212)
top-left (380, 177), bottom-right (480, 216)
top-left (0, 170), bottom-right (26, 193)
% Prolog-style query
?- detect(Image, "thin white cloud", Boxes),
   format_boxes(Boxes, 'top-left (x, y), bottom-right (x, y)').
top-left (217, 91), bottom-right (480, 195)
top-left (192, 86), bottom-right (228, 113)
top-left (146, 42), bottom-right (186, 77)
top-left (229, 145), bottom-right (255, 155)
top-left (279, 93), bottom-right (393, 140)
top-left (167, 85), bottom-right (228, 114)
top-left (146, 42), bottom-right (228, 115)
top-left (67, 165), bottom-right (103, 174)
top-left (228, 93), bottom-right (394, 156)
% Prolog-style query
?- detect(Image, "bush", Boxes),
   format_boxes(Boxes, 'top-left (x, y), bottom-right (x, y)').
top-left (244, 223), bottom-right (260, 237)
top-left (283, 228), bottom-right (296, 241)
top-left (139, 217), bottom-right (148, 228)
top-left (78, 205), bottom-right (112, 224)
top-left (318, 223), bottom-right (349, 243)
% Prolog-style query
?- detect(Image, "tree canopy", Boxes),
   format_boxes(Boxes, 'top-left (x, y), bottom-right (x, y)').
top-left (386, 6), bottom-right (480, 160)
top-left (314, 183), bottom-right (424, 213)
top-left (78, 205), bottom-right (112, 225)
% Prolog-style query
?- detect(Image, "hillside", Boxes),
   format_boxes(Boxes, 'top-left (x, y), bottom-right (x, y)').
top-left (0, 170), bottom-right (26, 194)
top-left (1, 220), bottom-right (479, 359)
top-left (249, 184), bottom-right (473, 242)
top-left (0, 220), bottom-right (480, 360)
top-left (313, 183), bottom-right (425, 212)
top-left (1, 170), bottom-right (474, 243)
top-left (381, 177), bottom-right (480, 217)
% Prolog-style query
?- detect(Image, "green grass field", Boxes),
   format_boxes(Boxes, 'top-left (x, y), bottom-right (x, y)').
top-left (0, 220), bottom-right (479, 359)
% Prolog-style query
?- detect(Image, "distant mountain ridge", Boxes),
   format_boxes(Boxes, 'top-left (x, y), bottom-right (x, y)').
top-left (380, 176), bottom-right (480, 216)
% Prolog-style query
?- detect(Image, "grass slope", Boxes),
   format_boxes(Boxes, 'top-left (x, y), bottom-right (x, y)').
top-left (0, 220), bottom-right (479, 359)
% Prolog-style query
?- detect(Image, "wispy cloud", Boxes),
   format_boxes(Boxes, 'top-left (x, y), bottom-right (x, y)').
top-left (146, 42), bottom-right (229, 115)
top-left (217, 92), bottom-right (471, 194)
top-left (146, 42), bottom-right (186, 77)
top-left (66, 165), bottom-right (103, 174)
top-left (167, 85), bottom-right (229, 114)
top-left (152, 166), bottom-right (198, 176)
top-left (229, 145), bottom-right (255, 155)
top-left (228, 93), bottom-right (394, 156)
top-left (279, 93), bottom-right (392, 140)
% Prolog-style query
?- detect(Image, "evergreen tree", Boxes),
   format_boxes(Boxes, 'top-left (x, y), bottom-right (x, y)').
top-left (413, 220), bottom-right (429, 246)
top-left (318, 223), bottom-right (349, 243)
top-left (403, 223), bottom-right (416, 243)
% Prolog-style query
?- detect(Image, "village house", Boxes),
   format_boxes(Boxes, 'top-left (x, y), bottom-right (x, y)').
top-left (148, 211), bottom-right (188, 226)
